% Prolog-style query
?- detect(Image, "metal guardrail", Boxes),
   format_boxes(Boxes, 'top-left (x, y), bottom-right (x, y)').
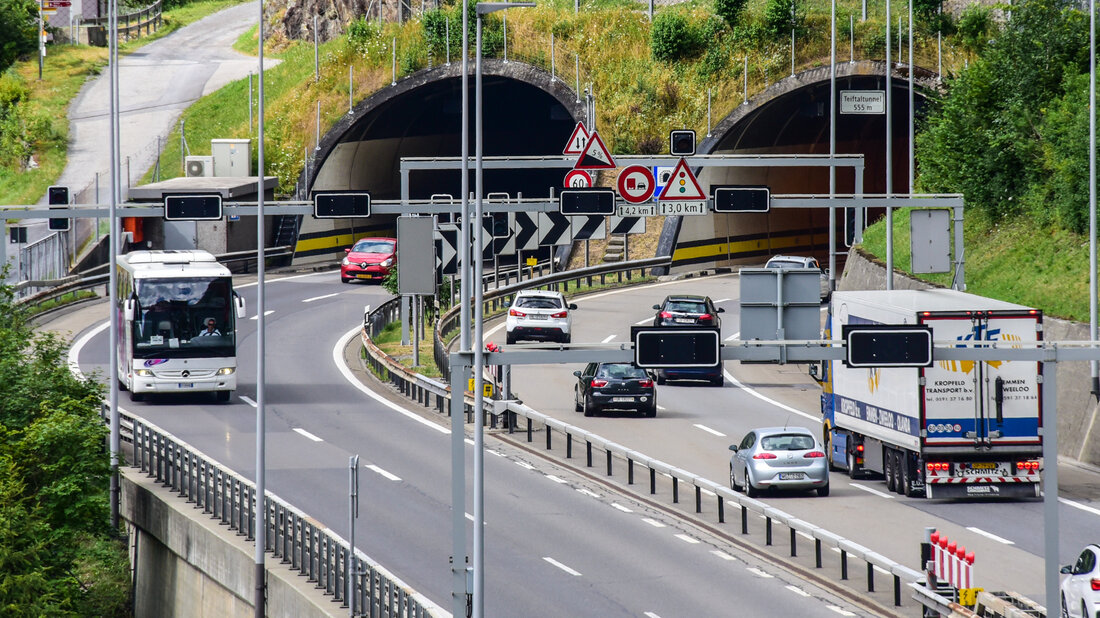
top-left (432, 256), bottom-right (669, 380)
top-left (82, 0), bottom-right (163, 41)
top-left (99, 404), bottom-right (436, 617)
top-left (358, 259), bottom-right (933, 613)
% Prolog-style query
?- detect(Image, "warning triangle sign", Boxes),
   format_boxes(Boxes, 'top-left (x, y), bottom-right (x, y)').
top-left (563, 121), bottom-right (590, 155)
top-left (573, 131), bottom-right (616, 170)
top-left (657, 158), bottom-right (706, 201)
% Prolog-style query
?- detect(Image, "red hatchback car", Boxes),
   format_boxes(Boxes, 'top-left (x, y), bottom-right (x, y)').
top-left (340, 237), bottom-right (397, 283)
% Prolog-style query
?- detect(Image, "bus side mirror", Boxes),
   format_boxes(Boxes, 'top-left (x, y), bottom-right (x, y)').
top-left (234, 292), bottom-right (246, 319)
top-left (123, 298), bottom-right (135, 321)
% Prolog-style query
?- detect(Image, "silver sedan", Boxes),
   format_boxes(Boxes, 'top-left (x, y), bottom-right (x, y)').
top-left (729, 427), bottom-right (830, 497)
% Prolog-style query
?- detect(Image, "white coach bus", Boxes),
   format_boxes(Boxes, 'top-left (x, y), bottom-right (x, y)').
top-left (117, 250), bottom-right (246, 402)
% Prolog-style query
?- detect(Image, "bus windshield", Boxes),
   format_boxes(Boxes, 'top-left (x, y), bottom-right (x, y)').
top-left (132, 277), bottom-right (235, 358)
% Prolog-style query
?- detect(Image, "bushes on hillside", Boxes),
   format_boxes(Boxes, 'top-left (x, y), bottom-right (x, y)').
top-left (0, 71), bottom-right (58, 170)
top-left (714, 0), bottom-right (748, 30)
top-left (650, 12), bottom-right (701, 62)
top-left (0, 0), bottom-right (37, 73)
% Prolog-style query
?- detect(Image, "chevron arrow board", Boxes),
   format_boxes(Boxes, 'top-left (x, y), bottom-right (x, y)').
top-left (538, 212), bottom-right (573, 246)
top-left (608, 216), bottom-right (645, 235)
top-left (514, 212), bottom-right (540, 252)
top-left (434, 225), bottom-right (458, 275)
top-left (494, 213), bottom-right (517, 255)
top-left (571, 216), bottom-right (607, 241)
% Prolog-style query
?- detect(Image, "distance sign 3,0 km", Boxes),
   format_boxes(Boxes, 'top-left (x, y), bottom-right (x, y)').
top-left (656, 158), bottom-right (707, 216)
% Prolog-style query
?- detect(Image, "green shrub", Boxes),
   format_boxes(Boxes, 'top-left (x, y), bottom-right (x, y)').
top-left (348, 17), bottom-right (383, 54)
top-left (956, 4), bottom-right (994, 55)
top-left (762, 0), bottom-right (799, 40)
top-left (714, 0), bottom-right (748, 30)
top-left (0, 0), bottom-right (37, 72)
top-left (650, 12), bottom-right (700, 63)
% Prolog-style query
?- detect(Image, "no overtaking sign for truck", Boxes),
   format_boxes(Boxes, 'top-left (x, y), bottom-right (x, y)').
top-left (617, 165), bottom-right (655, 204)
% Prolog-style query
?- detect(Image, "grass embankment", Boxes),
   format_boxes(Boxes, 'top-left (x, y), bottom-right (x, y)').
top-left (860, 210), bottom-right (1091, 323)
top-left (0, 0), bottom-right (247, 207)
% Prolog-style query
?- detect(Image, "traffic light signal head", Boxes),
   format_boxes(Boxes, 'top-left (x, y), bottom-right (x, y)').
top-left (164, 194), bottom-right (223, 221)
top-left (670, 130), bottom-right (696, 157)
top-left (712, 186), bottom-right (770, 213)
top-left (47, 185), bottom-right (70, 231)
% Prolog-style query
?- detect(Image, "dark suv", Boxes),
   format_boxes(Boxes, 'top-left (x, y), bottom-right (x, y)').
top-left (573, 362), bottom-right (657, 417)
top-left (650, 294), bottom-right (725, 386)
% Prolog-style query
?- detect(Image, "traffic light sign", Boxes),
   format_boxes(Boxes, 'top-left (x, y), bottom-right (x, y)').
top-left (164, 194), bottom-right (223, 221)
top-left (670, 130), bottom-right (696, 156)
top-left (632, 326), bottom-right (721, 368)
top-left (314, 192), bottom-right (371, 218)
top-left (489, 212), bottom-right (509, 238)
top-left (559, 188), bottom-right (616, 216)
top-left (843, 325), bottom-right (933, 368)
top-left (712, 186), bottom-right (770, 213)
top-left (47, 185), bottom-right (70, 231)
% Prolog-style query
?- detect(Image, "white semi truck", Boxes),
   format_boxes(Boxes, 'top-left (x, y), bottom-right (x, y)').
top-left (812, 289), bottom-right (1043, 499)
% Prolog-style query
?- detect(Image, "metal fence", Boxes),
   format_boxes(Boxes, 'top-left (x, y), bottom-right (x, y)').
top-left (104, 406), bottom-right (435, 616)
top-left (82, 0), bottom-right (163, 41)
top-left (15, 231), bottom-right (74, 300)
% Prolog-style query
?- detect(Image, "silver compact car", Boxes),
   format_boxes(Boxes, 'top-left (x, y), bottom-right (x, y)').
top-left (729, 427), bottom-right (830, 497)
top-left (764, 255), bottom-right (831, 302)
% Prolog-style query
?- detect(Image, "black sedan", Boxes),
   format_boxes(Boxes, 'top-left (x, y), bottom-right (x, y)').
top-left (573, 362), bottom-right (657, 418)
top-left (652, 294), bottom-right (724, 327)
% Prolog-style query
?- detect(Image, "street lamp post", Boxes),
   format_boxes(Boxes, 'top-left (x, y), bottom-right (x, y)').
top-left (471, 4), bottom-right (533, 618)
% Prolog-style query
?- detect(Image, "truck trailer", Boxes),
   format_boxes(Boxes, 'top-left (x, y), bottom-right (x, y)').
top-left (812, 289), bottom-right (1043, 499)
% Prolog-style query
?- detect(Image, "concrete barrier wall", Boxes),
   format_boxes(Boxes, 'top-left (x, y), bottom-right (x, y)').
top-left (840, 248), bottom-right (1100, 466)
top-left (121, 470), bottom-right (340, 617)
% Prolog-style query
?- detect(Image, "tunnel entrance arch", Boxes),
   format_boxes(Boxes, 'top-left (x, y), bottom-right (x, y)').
top-left (291, 60), bottom-right (584, 263)
top-left (664, 60), bottom-right (939, 273)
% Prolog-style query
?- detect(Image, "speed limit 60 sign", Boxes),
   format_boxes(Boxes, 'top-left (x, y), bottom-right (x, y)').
top-left (616, 165), bottom-right (655, 204)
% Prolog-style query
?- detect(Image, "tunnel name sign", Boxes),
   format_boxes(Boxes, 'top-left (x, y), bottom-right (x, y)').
top-left (840, 90), bottom-right (885, 114)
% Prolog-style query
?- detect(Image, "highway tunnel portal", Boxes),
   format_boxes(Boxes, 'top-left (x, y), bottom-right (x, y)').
top-left (294, 59), bottom-right (936, 271)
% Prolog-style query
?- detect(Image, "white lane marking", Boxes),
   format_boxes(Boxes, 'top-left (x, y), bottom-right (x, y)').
top-left (611, 503), bottom-right (633, 513)
top-left (545, 475), bottom-right (568, 484)
top-left (366, 464), bottom-right (401, 481)
top-left (694, 423), bottom-right (726, 437)
top-left (464, 512), bottom-right (487, 525)
top-left (236, 271), bottom-right (332, 288)
top-left (302, 292), bottom-right (339, 303)
top-left (515, 461), bottom-right (535, 470)
top-left (601, 334), bottom-right (616, 343)
top-left (487, 450), bottom-right (505, 457)
top-left (465, 438), bottom-right (476, 446)
top-left (293, 428), bottom-right (323, 442)
top-left (634, 317), bottom-right (653, 325)
top-left (966, 526), bottom-right (1015, 545)
top-left (334, 326), bottom-right (449, 434)
top-left (1060, 497), bottom-right (1100, 518)
top-left (828, 606), bottom-right (857, 617)
top-left (746, 567), bottom-right (773, 578)
top-left (849, 483), bottom-right (895, 499)
top-left (644, 613), bottom-right (661, 618)
top-left (577, 488), bottom-right (600, 498)
top-left (641, 518), bottom-right (666, 528)
top-left (714, 298), bottom-right (731, 303)
top-left (657, 405), bottom-right (668, 411)
top-left (543, 557), bottom-right (582, 577)
top-left (786, 585), bottom-right (811, 597)
top-left (724, 333), bottom-right (739, 341)
top-left (240, 396), bottom-right (258, 408)
top-left (724, 331), bottom-right (820, 424)
top-left (250, 310), bottom-right (275, 320)
top-left (674, 534), bottom-right (700, 544)
top-left (711, 550), bottom-right (737, 561)
top-left (68, 321), bottom-right (109, 378)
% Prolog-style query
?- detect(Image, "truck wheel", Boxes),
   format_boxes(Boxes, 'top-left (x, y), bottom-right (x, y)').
top-left (899, 457), bottom-right (914, 496)
top-left (847, 451), bottom-right (860, 479)
top-left (885, 451), bottom-right (897, 492)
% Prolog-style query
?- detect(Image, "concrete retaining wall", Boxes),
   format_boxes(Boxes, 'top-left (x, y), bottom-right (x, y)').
top-left (121, 470), bottom-right (340, 617)
top-left (840, 249), bottom-right (1100, 466)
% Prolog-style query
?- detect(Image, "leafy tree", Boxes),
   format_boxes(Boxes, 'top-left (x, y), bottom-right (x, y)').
top-left (0, 279), bottom-right (130, 615)
top-left (0, 0), bottom-right (37, 73)
top-left (762, 0), bottom-right (800, 40)
top-left (714, 0), bottom-right (748, 30)
top-left (955, 3), bottom-right (995, 55)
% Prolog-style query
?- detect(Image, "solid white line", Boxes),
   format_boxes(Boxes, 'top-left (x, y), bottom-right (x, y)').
top-left (333, 326), bottom-right (449, 434)
top-left (239, 396), bottom-right (258, 408)
top-left (293, 428), bottom-right (323, 442)
top-left (849, 483), bottom-right (895, 499)
top-left (601, 334), bottom-right (616, 343)
top-left (1060, 497), bottom-right (1100, 518)
top-left (235, 271), bottom-right (330, 288)
top-left (746, 567), bottom-right (773, 578)
top-left (966, 526), bottom-right (1015, 545)
top-left (714, 298), bottom-right (731, 303)
top-left (366, 464), bottom-right (401, 481)
top-left (710, 550), bottom-right (737, 561)
top-left (641, 518), bottom-right (666, 528)
top-left (724, 331), bottom-right (820, 424)
top-left (634, 317), bottom-right (653, 325)
top-left (785, 585), bottom-right (810, 597)
top-left (68, 321), bottom-right (109, 379)
top-left (611, 503), bottom-right (633, 513)
top-left (674, 534), bottom-right (700, 544)
top-left (543, 557), bottom-right (582, 577)
top-left (250, 310), bottom-right (275, 320)
top-left (545, 475), bottom-right (568, 484)
top-left (302, 292), bottom-right (339, 303)
top-left (827, 606), bottom-right (857, 617)
top-left (515, 461), bottom-right (535, 470)
top-left (693, 423), bottom-right (726, 437)
top-left (644, 613), bottom-right (661, 618)
top-left (577, 488), bottom-right (600, 498)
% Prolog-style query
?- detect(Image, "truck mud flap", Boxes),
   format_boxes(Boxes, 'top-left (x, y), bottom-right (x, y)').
top-left (927, 482), bottom-right (1040, 499)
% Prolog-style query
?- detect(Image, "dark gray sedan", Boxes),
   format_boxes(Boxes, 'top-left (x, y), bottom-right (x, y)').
top-left (729, 427), bottom-right (830, 497)
top-left (573, 362), bottom-right (657, 418)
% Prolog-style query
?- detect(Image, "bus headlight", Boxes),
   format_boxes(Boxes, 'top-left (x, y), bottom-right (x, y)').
top-left (135, 369), bottom-right (153, 377)
top-left (217, 367), bottom-right (235, 376)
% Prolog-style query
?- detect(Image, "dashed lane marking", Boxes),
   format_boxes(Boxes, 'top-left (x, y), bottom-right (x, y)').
top-left (577, 488), bottom-right (601, 498)
top-left (292, 428), bottom-right (323, 442)
top-left (966, 526), bottom-right (1015, 545)
top-left (612, 503), bottom-right (633, 513)
top-left (746, 567), bottom-right (773, 578)
top-left (302, 292), bottom-right (339, 303)
top-left (828, 606), bottom-right (857, 616)
top-left (786, 585), bottom-right (811, 597)
top-left (674, 534), bottom-right (700, 544)
top-left (710, 550), bottom-right (737, 561)
top-left (693, 423), bottom-right (726, 437)
top-left (641, 518), bottom-right (666, 528)
top-left (545, 475), bottom-right (568, 484)
top-left (601, 334), bottom-right (616, 343)
top-left (240, 396), bottom-right (257, 407)
top-left (249, 310), bottom-right (275, 320)
top-left (366, 464), bottom-right (401, 481)
top-left (543, 557), bottom-right (582, 577)
top-left (849, 483), bottom-right (896, 499)
top-left (515, 461), bottom-right (535, 470)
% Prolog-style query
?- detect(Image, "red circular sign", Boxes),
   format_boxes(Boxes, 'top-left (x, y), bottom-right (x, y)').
top-left (564, 169), bottom-right (593, 188)
top-left (617, 165), bottom-right (656, 204)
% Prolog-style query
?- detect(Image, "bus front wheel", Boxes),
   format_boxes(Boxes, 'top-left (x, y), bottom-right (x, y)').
top-left (129, 390), bottom-right (144, 402)
top-left (216, 391), bottom-right (231, 403)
